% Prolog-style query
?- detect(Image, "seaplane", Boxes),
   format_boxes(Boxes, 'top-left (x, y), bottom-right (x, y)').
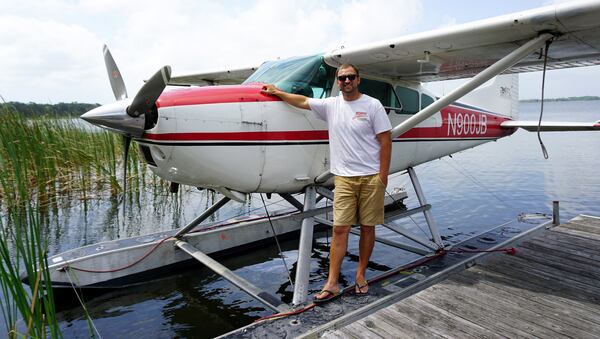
top-left (39, 0), bottom-right (600, 313)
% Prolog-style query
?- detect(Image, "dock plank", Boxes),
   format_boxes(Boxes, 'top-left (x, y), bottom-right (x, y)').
top-left (487, 253), bottom-right (600, 293)
top-left (325, 301), bottom-right (447, 339)
top-left (519, 236), bottom-right (600, 265)
top-left (341, 322), bottom-right (385, 339)
top-left (467, 266), bottom-right (600, 324)
top-left (562, 217), bottom-right (600, 234)
top-left (554, 226), bottom-right (600, 241)
top-left (448, 272), bottom-right (600, 338)
top-left (480, 256), bottom-right (600, 308)
top-left (526, 235), bottom-right (600, 261)
top-left (554, 215), bottom-right (600, 239)
top-left (337, 325), bottom-right (376, 339)
top-left (514, 246), bottom-right (600, 280)
top-left (375, 308), bottom-right (446, 339)
top-left (423, 279), bottom-right (572, 338)
top-left (535, 229), bottom-right (600, 253)
top-left (414, 284), bottom-right (543, 338)
top-left (359, 312), bottom-right (412, 339)
top-left (393, 297), bottom-right (502, 339)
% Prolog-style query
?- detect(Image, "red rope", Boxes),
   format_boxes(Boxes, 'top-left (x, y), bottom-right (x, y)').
top-left (65, 236), bottom-right (174, 273)
top-left (62, 210), bottom-right (299, 274)
top-left (254, 304), bottom-right (317, 322)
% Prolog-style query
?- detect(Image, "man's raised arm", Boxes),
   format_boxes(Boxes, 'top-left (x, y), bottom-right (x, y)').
top-left (261, 84), bottom-right (310, 110)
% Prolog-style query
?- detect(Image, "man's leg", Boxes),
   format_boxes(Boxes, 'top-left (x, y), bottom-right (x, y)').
top-left (315, 176), bottom-right (357, 300)
top-left (316, 225), bottom-right (350, 299)
top-left (356, 225), bottom-right (375, 293)
top-left (355, 174), bottom-right (385, 293)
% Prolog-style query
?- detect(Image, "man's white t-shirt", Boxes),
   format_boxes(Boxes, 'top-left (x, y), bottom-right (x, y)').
top-left (308, 94), bottom-right (392, 177)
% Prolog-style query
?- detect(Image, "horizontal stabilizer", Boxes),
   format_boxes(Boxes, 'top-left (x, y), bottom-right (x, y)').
top-left (501, 120), bottom-right (600, 132)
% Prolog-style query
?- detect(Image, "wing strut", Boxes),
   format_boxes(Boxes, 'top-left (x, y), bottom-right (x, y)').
top-left (314, 32), bottom-right (555, 184)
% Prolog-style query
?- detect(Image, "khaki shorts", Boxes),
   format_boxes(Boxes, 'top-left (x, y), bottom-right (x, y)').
top-left (333, 174), bottom-right (386, 226)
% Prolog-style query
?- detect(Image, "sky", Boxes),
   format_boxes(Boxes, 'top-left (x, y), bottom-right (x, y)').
top-left (1, 0), bottom-right (598, 104)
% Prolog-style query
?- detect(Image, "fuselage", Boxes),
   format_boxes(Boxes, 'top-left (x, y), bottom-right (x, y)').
top-left (135, 83), bottom-right (514, 193)
top-left (83, 54), bottom-right (516, 194)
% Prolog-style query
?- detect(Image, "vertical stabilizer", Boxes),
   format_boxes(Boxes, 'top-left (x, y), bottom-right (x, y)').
top-left (459, 74), bottom-right (519, 119)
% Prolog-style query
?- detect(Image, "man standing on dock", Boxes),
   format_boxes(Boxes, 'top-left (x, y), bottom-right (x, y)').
top-left (261, 64), bottom-right (392, 301)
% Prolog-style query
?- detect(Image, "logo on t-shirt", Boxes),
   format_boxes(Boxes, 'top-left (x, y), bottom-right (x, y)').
top-left (353, 111), bottom-right (368, 121)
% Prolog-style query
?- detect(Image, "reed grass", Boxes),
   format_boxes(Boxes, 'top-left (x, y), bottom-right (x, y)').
top-left (0, 108), bottom-right (156, 208)
top-left (0, 107), bottom-right (170, 337)
top-left (0, 107), bottom-right (62, 337)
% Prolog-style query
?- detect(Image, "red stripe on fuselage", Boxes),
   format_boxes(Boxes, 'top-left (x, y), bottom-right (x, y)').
top-left (144, 130), bottom-right (328, 141)
top-left (143, 112), bottom-right (511, 142)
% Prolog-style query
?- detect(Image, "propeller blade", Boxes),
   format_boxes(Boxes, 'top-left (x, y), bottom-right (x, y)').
top-left (127, 66), bottom-right (171, 117)
top-left (122, 135), bottom-right (132, 195)
top-left (103, 45), bottom-right (128, 101)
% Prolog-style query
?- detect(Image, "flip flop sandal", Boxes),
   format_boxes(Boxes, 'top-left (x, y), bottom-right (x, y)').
top-left (313, 289), bottom-right (341, 304)
top-left (355, 281), bottom-right (369, 295)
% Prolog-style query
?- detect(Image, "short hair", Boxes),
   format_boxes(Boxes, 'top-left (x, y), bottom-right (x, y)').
top-left (336, 64), bottom-right (360, 77)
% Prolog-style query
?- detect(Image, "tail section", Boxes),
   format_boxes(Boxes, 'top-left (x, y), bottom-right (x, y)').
top-left (459, 74), bottom-right (518, 119)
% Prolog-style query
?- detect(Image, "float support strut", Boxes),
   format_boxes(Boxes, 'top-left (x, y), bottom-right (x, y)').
top-left (174, 196), bottom-right (231, 238)
top-left (408, 167), bottom-right (443, 247)
top-left (292, 186), bottom-right (317, 305)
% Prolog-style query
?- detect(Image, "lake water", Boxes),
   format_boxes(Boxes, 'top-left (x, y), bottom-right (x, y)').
top-left (18, 101), bottom-right (600, 337)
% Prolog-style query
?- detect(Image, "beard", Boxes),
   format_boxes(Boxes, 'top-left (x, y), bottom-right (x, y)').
top-left (341, 83), bottom-right (356, 94)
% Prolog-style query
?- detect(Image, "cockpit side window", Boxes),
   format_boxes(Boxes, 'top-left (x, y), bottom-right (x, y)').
top-left (395, 86), bottom-right (419, 114)
top-left (421, 93), bottom-right (435, 109)
top-left (359, 78), bottom-right (401, 114)
top-left (310, 64), bottom-right (336, 98)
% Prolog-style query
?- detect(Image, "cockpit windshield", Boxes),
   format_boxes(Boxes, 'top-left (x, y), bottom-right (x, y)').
top-left (244, 55), bottom-right (335, 98)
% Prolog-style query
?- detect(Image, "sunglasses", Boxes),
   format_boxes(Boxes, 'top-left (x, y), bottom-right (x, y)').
top-left (337, 74), bottom-right (357, 82)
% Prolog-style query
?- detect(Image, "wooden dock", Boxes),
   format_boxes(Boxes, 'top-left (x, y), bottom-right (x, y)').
top-left (311, 214), bottom-right (600, 338)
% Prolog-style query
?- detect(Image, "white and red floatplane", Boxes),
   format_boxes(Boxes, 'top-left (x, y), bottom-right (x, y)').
top-left (40, 0), bottom-right (600, 310)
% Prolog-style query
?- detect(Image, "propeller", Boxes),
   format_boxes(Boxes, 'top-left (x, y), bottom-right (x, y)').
top-left (127, 66), bottom-right (171, 117)
top-left (100, 45), bottom-right (171, 196)
top-left (103, 45), bottom-right (128, 101)
top-left (103, 45), bottom-right (132, 196)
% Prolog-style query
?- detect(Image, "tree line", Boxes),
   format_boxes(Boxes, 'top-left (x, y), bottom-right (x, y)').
top-left (0, 102), bottom-right (100, 117)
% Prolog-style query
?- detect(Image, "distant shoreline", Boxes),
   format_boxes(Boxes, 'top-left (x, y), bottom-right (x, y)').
top-left (520, 96), bottom-right (600, 103)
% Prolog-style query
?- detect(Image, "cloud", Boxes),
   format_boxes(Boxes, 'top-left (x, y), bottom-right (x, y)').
top-left (3, 0), bottom-right (598, 104)
top-left (1, 0), bottom-right (427, 103)
top-left (338, 0), bottom-right (423, 48)
top-left (0, 15), bottom-right (106, 103)
top-left (110, 0), bottom-right (424, 99)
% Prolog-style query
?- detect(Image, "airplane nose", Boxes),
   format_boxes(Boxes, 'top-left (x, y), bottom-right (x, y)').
top-left (81, 99), bottom-right (145, 137)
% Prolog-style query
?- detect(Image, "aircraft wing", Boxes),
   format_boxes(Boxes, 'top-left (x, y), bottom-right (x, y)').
top-left (501, 120), bottom-right (600, 131)
top-left (169, 65), bottom-right (260, 86)
top-left (324, 1), bottom-right (600, 82)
